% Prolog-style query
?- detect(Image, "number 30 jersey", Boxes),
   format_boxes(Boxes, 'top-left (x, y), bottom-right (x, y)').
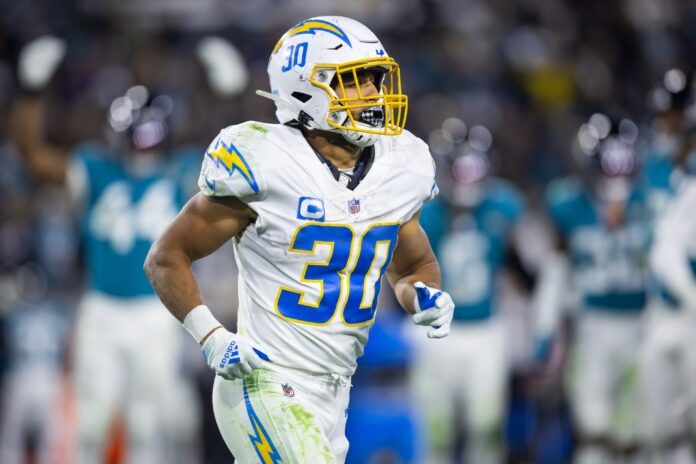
top-left (198, 122), bottom-right (437, 376)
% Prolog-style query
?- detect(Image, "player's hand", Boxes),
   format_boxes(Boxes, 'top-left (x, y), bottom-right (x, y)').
top-left (18, 35), bottom-right (67, 92)
top-left (201, 328), bottom-right (268, 380)
top-left (196, 36), bottom-right (249, 97)
top-left (411, 281), bottom-right (454, 338)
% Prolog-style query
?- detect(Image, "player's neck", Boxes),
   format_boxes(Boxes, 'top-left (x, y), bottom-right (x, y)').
top-left (304, 130), bottom-right (362, 169)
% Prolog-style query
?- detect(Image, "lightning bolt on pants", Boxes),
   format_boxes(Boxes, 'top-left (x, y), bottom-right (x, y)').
top-left (212, 366), bottom-right (351, 464)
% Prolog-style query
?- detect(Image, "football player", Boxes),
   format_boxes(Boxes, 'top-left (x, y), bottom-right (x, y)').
top-left (643, 68), bottom-right (694, 215)
top-left (646, 115), bottom-right (696, 464)
top-left (544, 115), bottom-right (650, 464)
top-left (144, 16), bottom-right (455, 463)
top-left (413, 124), bottom-right (530, 464)
top-left (11, 36), bottom-right (206, 464)
top-left (0, 278), bottom-right (71, 464)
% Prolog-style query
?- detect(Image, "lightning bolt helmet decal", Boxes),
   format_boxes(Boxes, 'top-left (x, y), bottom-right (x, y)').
top-left (272, 19), bottom-right (352, 55)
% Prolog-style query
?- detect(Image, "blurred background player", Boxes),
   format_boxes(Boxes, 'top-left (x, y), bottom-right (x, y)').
top-left (414, 119), bottom-right (534, 464)
top-left (9, 33), bottom-right (245, 464)
top-left (643, 68), bottom-right (695, 211)
top-left (0, 264), bottom-right (72, 464)
top-left (544, 115), bottom-right (650, 464)
top-left (345, 303), bottom-right (421, 464)
top-left (646, 88), bottom-right (696, 464)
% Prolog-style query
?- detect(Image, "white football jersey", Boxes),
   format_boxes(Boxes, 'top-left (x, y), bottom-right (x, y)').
top-left (198, 122), bottom-right (437, 376)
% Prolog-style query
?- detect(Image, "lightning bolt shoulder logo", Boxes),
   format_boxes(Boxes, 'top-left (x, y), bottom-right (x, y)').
top-left (206, 138), bottom-right (259, 194)
top-left (272, 19), bottom-right (352, 54)
top-left (243, 382), bottom-right (282, 463)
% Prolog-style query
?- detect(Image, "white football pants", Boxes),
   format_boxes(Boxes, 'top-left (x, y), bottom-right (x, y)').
top-left (411, 318), bottom-right (507, 464)
top-left (569, 310), bottom-right (643, 444)
top-left (212, 364), bottom-right (351, 463)
top-left (72, 291), bottom-right (185, 464)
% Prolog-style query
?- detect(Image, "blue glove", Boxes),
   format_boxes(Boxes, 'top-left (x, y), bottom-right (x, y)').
top-left (411, 281), bottom-right (455, 338)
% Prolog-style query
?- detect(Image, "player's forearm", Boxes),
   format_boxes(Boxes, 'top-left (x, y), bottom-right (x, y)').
top-left (390, 259), bottom-right (441, 315)
top-left (12, 98), bottom-right (67, 183)
top-left (144, 245), bottom-right (204, 322)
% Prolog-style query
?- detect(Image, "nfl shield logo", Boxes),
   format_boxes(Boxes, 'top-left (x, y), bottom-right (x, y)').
top-left (348, 199), bottom-right (361, 214)
top-left (282, 383), bottom-right (295, 397)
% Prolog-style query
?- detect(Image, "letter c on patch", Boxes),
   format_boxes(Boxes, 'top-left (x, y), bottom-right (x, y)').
top-left (297, 197), bottom-right (325, 222)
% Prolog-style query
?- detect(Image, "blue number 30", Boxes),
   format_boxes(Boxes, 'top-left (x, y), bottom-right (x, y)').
top-left (275, 223), bottom-right (400, 326)
top-left (281, 42), bottom-right (308, 72)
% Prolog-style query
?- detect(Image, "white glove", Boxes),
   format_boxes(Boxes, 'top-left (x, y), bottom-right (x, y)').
top-left (411, 281), bottom-right (454, 338)
top-left (202, 328), bottom-right (267, 380)
top-left (183, 305), bottom-right (269, 380)
top-left (196, 36), bottom-right (249, 97)
top-left (18, 35), bottom-right (66, 91)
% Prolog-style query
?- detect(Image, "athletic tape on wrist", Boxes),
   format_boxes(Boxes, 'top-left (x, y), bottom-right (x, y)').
top-left (183, 305), bottom-right (221, 344)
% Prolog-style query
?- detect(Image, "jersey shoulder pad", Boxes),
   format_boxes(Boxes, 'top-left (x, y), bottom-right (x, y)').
top-left (391, 130), bottom-right (439, 202)
top-left (72, 141), bottom-right (116, 172)
top-left (198, 121), bottom-right (272, 200)
top-left (70, 142), bottom-right (122, 202)
top-left (486, 178), bottom-right (525, 223)
top-left (641, 155), bottom-right (674, 193)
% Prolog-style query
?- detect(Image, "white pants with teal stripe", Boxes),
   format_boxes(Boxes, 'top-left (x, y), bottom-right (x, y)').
top-left (212, 364), bottom-right (351, 463)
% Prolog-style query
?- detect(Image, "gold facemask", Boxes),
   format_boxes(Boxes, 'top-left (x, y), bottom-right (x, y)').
top-left (310, 56), bottom-right (408, 136)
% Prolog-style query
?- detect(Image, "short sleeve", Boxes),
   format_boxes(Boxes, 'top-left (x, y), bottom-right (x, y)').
top-left (198, 124), bottom-right (267, 201)
top-left (69, 142), bottom-right (118, 208)
top-left (405, 132), bottom-right (438, 204)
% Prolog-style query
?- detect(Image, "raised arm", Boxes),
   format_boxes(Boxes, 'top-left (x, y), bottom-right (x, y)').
top-left (12, 98), bottom-right (70, 184)
top-left (144, 192), bottom-right (255, 323)
top-left (12, 36), bottom-right (70, 184)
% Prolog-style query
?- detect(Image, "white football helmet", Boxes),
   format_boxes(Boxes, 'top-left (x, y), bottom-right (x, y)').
top-left (257, 16), bottom-right (408, 147)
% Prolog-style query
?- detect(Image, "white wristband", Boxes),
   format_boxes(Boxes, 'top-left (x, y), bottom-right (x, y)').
top-left (183, 305), bottom-right (222, 344)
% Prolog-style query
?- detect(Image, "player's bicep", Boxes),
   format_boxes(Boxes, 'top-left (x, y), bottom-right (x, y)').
top-left (156, 192), bottom-right (256, 262)
top-left (386, 210), bottom-right (438, 286)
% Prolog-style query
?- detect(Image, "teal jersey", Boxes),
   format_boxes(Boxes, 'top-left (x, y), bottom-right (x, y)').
top-left (641, 150), bottom-right (676, 218)
top-left (421, 180), bottom-right (523, 321)
top-left (419, 196), bottom-right (447, 253)
top-left (641, 151), bottom-right (679, 308)
top-left (546, 178), bottom-right (651, 312)
top-left (75, 144), bottom-right (198, 297)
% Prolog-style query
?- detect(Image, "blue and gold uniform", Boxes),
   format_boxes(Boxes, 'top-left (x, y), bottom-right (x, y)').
top-left (202, 119), bottom-right (436, 463)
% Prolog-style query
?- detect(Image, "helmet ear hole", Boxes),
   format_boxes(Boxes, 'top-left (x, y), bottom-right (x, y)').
top-left (291, 91), bottom-right (312, 103)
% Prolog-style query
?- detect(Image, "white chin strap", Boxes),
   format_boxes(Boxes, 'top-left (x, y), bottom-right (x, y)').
top-left (257, 89), bottom-right (381, 147)
top-left (340, 126), bottom-right (380, 147)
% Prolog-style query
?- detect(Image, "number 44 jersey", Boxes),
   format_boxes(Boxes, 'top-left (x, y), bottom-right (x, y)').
top-left (198, 122), bottom-right (437, 376)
